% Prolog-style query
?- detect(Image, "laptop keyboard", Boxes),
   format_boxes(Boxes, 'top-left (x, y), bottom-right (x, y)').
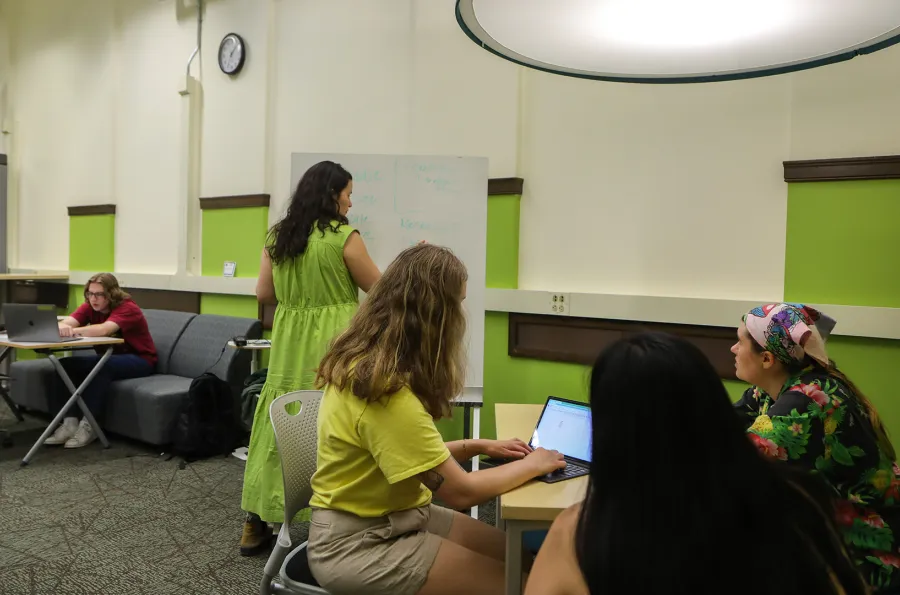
top-left (543, 463), bottom-right (587, 480)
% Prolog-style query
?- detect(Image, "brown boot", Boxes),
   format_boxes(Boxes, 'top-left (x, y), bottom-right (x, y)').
top-left (240, 515), bottom-right (273, 556)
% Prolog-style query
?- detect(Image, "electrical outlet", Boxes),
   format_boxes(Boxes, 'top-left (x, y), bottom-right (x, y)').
top-left (549, 293), bottom-right (571, 315)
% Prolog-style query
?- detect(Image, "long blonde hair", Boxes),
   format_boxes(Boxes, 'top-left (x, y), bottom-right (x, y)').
top-left (316, 244), bottom-right (468, 419)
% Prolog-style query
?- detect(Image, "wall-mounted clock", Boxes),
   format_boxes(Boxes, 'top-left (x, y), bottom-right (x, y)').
top-left (218, 33), bottom-right (246, 76)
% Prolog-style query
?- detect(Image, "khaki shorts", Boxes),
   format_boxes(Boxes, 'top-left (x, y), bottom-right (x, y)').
top-left (307, 504), bottom-right (455, 595)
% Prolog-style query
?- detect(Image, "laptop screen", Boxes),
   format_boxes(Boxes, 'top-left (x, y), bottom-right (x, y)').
top-left (529, 397), bottom-right (592, 463)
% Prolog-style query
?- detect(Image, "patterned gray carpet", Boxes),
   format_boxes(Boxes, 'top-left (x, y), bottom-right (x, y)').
top-left (0, 406), bottom-right (498, 595)
top-left (0, 407), bottom-right (272, 595)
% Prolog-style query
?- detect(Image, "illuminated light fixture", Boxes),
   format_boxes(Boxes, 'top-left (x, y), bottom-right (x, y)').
top-left (455, 0), bottom-right (900, 83)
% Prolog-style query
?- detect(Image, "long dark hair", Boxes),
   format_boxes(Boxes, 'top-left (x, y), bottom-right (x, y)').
top-left (268, 161), bottom-right (351, 265)
top-left (575, 332), bottom-right (867, 594)
top-left (749, 338), bottom-right (896, 462)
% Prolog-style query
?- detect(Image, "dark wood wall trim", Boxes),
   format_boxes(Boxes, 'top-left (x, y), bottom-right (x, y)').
top-left (509, 313), bottom-right (738, 380)
top-left (125, 288), bottom-right (201, 314)
top-left (199, 194), bottom-right (271, 210)
top-left (784, 155), bottom-right (900, 182)
top-left (68, 204), bottom-right (116, 216)
top-left (0, 154), bottom-right (7, 166)
top-left (488, 178), bottom-right (524, 195)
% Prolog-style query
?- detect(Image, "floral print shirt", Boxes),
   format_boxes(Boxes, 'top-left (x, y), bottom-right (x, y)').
top-left (735, 370), bottom-right (900, 592)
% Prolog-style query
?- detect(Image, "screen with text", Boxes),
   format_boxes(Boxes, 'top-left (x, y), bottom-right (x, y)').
top-left (529, 399), bottom-right (592, 462)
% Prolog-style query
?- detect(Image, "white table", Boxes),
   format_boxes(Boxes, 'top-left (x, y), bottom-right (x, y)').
top-left (0, 334), bottom-right (124, 465)
top-left (227, 339), bottom-right (270, 374)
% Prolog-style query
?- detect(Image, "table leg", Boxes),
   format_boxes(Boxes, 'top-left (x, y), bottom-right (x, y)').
top-left (504, 519), bottom-right (548, 595)
top-left (470, 404), bottom-right (481, 520)
top-left (21, 347), bottom-right (114, 466)
top-left (505, 520), bottom-right (525, 595)
top-left (250, 350), bottom-right (259, 375)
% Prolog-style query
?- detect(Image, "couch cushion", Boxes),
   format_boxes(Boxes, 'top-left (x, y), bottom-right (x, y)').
top-left (168, 314), bottom-right (261, 380)
top-left (142, 309), bottom-right (196, 374)
top-left (9, 358), bottom-right (56, 413)
top-left (104, 374), bottom-right (193, 445)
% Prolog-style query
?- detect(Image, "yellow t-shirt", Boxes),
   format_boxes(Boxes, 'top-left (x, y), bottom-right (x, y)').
top-left (309, 383), bottom-right (452, 518)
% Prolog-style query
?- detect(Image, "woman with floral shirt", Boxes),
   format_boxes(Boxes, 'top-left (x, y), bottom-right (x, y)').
top-left (733, 303), bottom-right (900, 592)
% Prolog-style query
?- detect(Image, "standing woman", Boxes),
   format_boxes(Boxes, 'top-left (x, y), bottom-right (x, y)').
top-left (240, 161), bottom-right (381, 555)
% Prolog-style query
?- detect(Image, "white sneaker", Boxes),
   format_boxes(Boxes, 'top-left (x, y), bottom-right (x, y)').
top-left (44, 417), bottom-right (79, 445)
top-left (64, 418), bottom-right (97, 449)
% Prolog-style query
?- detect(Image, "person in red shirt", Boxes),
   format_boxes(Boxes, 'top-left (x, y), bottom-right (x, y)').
top-left (44, 272), bottom-right (157, 448)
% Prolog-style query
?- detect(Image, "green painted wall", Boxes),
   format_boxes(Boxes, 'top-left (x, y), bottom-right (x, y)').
top-left (69, 214), bottom-right (115, 272)
top-left (201, 206), bottom-right (269, 277)
top-left (200, 293), bottom-right (259, 318)
top-left (19, 213), bottom-right (117, 362)
top-left (785, 180), bottom-right (900, 308)
top-left (56, 180), bottom-right (900, 449)
top-left (486, 195), bottom-right (520, 289)
top-left (199, 206), bottom-right (271, 366)
top-left (785, 179), bottom-right (900, 451)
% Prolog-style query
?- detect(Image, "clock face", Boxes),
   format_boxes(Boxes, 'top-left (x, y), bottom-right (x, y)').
top-left (219, 33), bottom-right (245, 75)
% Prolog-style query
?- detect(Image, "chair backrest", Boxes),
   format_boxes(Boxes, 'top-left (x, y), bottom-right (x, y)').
top-left (270, 390), bottom-right (323, 528)
top-left (142, 309), bottom-right (196, 374)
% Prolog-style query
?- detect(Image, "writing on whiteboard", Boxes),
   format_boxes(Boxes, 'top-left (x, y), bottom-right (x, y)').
top-left (290, 153), bottom-right (488, 389)
top-left (352, 169), bottom-right (383, 183)
top-left (400, 218), bottom-right (450, 232)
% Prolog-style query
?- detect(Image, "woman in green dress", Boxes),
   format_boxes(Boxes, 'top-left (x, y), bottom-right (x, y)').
top-left (240, 160), bottom-right (381, 555)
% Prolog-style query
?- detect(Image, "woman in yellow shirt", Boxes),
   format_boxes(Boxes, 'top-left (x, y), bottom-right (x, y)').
top-left (309, 243), bottom-right (566, 595)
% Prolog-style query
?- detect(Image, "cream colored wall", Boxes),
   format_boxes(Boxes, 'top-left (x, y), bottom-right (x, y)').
top-left (265, 0), bottom-right (519, 220)
top-left (4, 0), bottom-right (900, 300)
top-left (0, 0), bottom-right (10, 156)
top-left (517, 71), bottom-right (792, 300)
top-left (516, 46), bottom-right (900, 300)
top-left (5, 0), bottom-right (518, 271)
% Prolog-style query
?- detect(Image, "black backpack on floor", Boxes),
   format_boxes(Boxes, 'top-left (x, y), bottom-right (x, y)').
top-left (172, 373), bottom-right (243, 462)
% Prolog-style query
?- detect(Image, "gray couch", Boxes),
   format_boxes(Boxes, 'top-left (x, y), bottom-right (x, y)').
top-left (9, 309), bottom-right (262, 446)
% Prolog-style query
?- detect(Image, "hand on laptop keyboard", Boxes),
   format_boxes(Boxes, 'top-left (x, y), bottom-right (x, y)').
top-left (525, 447), bottom-right (566, 476)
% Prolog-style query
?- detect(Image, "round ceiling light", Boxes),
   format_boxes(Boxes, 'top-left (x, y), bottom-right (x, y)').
top-left (455, 0), bottom-right (900, 83)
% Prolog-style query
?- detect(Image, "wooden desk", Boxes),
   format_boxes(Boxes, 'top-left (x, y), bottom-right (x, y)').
top-left (495, 403), bottom-right (587, 595)
top-left (0, 334), bottom-right (124, 465)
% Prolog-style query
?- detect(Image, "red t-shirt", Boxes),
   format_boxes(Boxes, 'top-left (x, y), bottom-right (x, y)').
top-left (71, 299), bottom-right (158, 366)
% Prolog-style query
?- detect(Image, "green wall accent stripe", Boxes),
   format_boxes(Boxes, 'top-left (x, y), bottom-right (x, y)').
top-left (201, 207), bottom-right (269, 277)
top-left (785, 180), bottom-right (900, 308)
top-left (486, 194), bottom-right (520, 290)
top-left (59, 174), bottom-right (900, 452)
top-left (785, 178), bottom-right (900, 449)
top-left (200, 293), bottom-right (258, 319)
top-left (69, 214), bottom-right (115, 272)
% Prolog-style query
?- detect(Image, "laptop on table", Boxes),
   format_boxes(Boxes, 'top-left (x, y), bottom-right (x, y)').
top-left (2, 304), bottom-right (79, 344)
top-left (487, 396), bottom-right (592, 484)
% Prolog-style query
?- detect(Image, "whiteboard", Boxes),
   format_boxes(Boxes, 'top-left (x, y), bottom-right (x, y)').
top-left (289, 153), bottom-right (488, 390)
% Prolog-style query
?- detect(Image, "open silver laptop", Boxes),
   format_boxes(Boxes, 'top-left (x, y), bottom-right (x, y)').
top-left (3, 304), bottom-right (79, 343)
top-left (482, 396), bottom-right (593, 484)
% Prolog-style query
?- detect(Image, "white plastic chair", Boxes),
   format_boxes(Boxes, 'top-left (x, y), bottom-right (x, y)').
top-left (260, 390), bottom-right (329, 595)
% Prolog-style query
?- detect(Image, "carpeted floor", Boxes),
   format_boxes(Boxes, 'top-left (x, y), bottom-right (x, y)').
top-left (0, 406), bottom-right (273, 595)
top-left (0, 404), bottom-right (498, 595)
